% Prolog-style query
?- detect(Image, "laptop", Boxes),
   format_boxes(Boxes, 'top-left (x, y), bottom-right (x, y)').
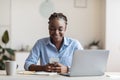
top-left (61, 50), bottom-right (109, 77)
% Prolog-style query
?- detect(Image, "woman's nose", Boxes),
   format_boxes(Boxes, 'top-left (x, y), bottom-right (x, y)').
top-left (54, 29), bottom-right (59, 34)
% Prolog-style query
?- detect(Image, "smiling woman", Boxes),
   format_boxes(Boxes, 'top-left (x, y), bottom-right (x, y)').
top-left (24, 12), bottom-right (83, 74)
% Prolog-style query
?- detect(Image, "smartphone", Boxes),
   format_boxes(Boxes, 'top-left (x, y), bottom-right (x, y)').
top-left (49, 57), bottom-right (59, 63)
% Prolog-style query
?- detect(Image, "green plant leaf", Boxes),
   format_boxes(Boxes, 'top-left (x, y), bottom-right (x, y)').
top-left (0, 46), bottom-right (5, 55)
top-left (89, 40), bottom-right (100, 46)
top-left (0, 60), bottom-right (5, 70)
top-left (2, 55), bottom-right (11, 60)
top-left (5, 48), bottom-right (15, 56)
top-left (0, 45), bottom-right (2, 48)
top-left (2, 30), bottom-right (9, 44)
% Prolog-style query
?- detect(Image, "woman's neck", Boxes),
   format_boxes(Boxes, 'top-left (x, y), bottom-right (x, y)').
top-left (50, 38), bottom-right (64, 51)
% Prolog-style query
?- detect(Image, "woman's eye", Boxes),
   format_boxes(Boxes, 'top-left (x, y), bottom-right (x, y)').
top-left (49, 28), bottom-right (55, 31)
top-left (49, 27), bottom-right (64, 31)
top-left (59, 28), bottom-right (63, 31)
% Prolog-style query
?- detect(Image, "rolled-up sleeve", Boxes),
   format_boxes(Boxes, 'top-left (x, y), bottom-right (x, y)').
top-left (24, 60), bottom-right (34, 71)
top-left (24, 41), bottom-right (41, 70)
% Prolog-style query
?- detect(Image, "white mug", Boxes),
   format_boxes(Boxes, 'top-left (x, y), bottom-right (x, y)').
top-left (5, 60), bottom-right (17, 76)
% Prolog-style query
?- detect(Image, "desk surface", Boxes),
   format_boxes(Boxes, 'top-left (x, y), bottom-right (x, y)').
top-left (0, 70), bottom-right (120, 80)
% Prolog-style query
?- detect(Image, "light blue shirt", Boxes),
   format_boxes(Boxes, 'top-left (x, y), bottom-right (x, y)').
top-left (24, 37), bottom-right (83, 70)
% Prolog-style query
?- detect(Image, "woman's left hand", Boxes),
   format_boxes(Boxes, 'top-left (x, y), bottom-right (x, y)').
top-left (52, 63), bottom-right (68, 73)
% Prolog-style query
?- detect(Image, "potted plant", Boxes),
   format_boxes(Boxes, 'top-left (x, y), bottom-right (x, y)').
top-left (0, 30), bottom-right (15, 70)
top-left (89, 40), bottom-right (100, 49)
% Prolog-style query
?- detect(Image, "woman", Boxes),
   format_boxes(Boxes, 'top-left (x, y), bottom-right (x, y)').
top-left (24, 12), bottom-right (83, 73)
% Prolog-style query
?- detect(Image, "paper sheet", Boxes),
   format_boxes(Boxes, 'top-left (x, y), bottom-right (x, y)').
top-left (17, 71), bottom-right (57, 76)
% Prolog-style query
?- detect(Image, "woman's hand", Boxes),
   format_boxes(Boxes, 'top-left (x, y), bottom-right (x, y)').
top-left (43, 63), bottom-right (68, 73)
top-left (43, 63), bottom-right (53, 72)
top-left (50, 62), bottom-right (68, 73)
top-left (29, 63), bottom-right (68, 73)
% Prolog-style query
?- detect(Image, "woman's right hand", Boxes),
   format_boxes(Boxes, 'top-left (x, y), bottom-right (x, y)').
top-left (43, 63), bottom-right (54, 72)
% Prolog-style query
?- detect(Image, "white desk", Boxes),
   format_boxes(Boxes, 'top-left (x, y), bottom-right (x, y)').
top-left (0, 70), bottom-right (120, 80)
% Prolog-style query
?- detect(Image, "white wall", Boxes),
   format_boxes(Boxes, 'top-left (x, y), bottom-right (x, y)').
top-left (106, 0), bottom-right (120, 72)
top-left (0, 0), bottom-right (11, 47)
top-left (0, 0), bottom-right (10, 25)
top-left (10, 0), bottom-right (104, 50)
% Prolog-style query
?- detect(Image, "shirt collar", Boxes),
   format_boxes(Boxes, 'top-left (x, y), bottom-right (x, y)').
top-left (46, 37), bottom-right (69, 46)
top-left (63, 37), bottom-right (69, 46)
top-left (46, 37), bottom-right (51, 45)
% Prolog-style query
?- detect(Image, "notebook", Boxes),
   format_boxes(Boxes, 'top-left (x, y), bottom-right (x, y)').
top-left (61, 50), bottom-right (109, 77)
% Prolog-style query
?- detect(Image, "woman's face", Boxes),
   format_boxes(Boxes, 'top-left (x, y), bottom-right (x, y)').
top-left (49, 18), bottom-right (66, 43)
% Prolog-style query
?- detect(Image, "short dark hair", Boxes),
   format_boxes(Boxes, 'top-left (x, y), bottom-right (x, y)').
top-left (48, 12), bottom-right (67, 25)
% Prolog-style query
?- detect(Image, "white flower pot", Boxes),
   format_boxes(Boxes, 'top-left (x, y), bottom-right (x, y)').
top-left (90, 45), bottom-right (99, 50)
